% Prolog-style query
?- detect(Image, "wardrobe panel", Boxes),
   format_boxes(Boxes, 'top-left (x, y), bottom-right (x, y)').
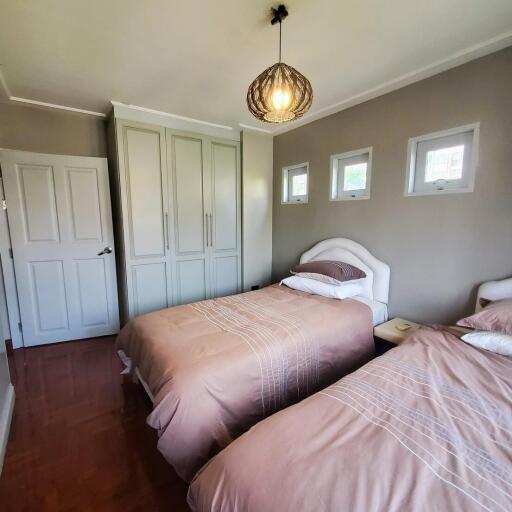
top-left (176, 260), bottom-right (207, 304)
top-left (172, 136), bottom-right (205, 255)
top-left (213, 256), bottom-right (239, 297)
top-left (124, 127), bottom-right (165, 258)
top-left (131, 263), bottom-right (168, 316)
top-left (211, 143), bottom-right (238, 251)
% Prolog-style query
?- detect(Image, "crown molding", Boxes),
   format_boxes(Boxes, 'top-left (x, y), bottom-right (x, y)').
top-left (1, 69), bottom-right (106, 117)
top-left (8, 96), bottom-right (106, 117)
top-left (111, 101), bottom-right (234, 131)
top-left (271, 30), bottom-right (512, 136)
top-left (112, 101), bottom-right (240, 141)
top-left (238, 123), bottom-right (273, 134)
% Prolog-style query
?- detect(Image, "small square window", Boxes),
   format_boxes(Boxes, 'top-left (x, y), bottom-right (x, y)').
top-left (282, 162), bottom-right (309, 204)
top-left (405, 124), bottom-right (479, 196)
top-left (425, 145), bottom-right (464, 182)
top-left (330, 147), bottom-right (372, 201)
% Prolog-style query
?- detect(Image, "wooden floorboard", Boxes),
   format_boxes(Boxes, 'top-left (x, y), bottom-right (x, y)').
top-left (0, 336), bottom-right (189, 512)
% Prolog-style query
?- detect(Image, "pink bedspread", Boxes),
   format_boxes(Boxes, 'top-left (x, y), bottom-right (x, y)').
top-left (116, 285), bottom-right (373, 481)
top-left (189, 325), bottom-right (512, 511)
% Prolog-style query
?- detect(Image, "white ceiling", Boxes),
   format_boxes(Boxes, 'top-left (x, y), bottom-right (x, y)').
top-left (1, 0), bottom-right (511, 133)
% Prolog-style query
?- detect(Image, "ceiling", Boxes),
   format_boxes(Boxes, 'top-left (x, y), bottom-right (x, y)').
top-left (1, 0), bottom-right (511, 133)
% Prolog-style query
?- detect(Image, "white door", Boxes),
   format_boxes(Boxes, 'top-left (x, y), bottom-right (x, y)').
top-left (167, 130), bottom-right (211, 305)
top-left (0, 150), bottom-right (119, 346)
top-left (116, 121), bottom-right (172, 319)
top-left (208, 139), bottom-right (241, 298)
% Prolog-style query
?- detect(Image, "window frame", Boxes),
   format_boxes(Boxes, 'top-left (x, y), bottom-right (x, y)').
top-left (329, 147), bottom-right (373, 201)
top-left (404, 123), bottom-right (480, 197)
top-left (281, 162), bottom-right (309, 204)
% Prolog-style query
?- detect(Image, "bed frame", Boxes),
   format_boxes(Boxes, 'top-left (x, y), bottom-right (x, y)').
top-left (134, 367), bottom-right (155, 403)
top-left (300, 238), bottom-right (390, 304)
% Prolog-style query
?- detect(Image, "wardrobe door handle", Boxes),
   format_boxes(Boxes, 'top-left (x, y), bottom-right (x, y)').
top-left (205, 213), bottom-right (209, 248)
top-left (209, 214), bottom-right (213, 248)
top-left (164, 213), bottom-right (170, 250)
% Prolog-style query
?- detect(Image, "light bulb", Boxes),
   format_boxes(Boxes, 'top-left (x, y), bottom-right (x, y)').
top-left (271, 89), bottom-right (291, 111)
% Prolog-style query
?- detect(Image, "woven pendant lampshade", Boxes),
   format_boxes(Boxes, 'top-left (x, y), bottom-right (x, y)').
top-left (247, 5), bottom-right (313, 124)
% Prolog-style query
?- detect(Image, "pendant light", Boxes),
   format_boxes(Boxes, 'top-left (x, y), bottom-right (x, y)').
top-left (247, 4), bottom-right (313, 124)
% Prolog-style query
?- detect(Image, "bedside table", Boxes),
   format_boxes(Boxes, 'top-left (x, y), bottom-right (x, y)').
top-left (374, 318), bottom-right (421, 355)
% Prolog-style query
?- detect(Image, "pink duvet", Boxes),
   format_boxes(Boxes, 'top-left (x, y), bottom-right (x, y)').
top-left (189, 325), bottom-right (512, 511)
top-left (116, 285), bottom-right (374, 481)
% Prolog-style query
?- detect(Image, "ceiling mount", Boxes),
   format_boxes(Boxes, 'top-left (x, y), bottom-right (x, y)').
top-left (271, 4), bottom-right (288, 25)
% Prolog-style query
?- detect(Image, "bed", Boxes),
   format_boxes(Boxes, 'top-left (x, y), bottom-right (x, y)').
top-left (188, 279), bottom-right (512, 512)
top-left (116, 238), bottom-right (390, 481)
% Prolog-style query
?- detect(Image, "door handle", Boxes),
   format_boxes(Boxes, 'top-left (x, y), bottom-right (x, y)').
top-left (205, 213), bottom-right (209, 247)
top-left (209, 214), bottom-right (213, 248)
top-left (97, 246), bottom-right (113, 256)
top-left (164, 213), bottom-right (170, 250)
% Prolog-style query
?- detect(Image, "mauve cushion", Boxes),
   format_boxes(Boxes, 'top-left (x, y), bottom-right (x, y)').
top-left (457, 298), bottom-right (512, 335)
top-left (290, 260), bottom-right (366, 286)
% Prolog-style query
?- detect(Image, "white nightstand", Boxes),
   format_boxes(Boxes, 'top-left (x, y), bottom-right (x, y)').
top-left (374, 318), bottom-right (421, 354)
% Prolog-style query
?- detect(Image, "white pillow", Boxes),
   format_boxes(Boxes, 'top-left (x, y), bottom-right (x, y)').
top-left (280, 275), bottom-right (363, 300)
top-left (461, 331), bottom-right (512, 357)
top-left (293, 272), bottom-right (367, 288)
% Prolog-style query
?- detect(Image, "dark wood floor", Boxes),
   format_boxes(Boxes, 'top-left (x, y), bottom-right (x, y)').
top-left (0, 336), bottom-right (189, 512)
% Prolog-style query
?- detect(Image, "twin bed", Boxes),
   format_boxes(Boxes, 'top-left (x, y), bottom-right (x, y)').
top-left (116, 238), bottom-right (512, 512)
top-left (189, 323), bottom-right (512, 511)
top-left (116, 238), bottom-right (390, 480)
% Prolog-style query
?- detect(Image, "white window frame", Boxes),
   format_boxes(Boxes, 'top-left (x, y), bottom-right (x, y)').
top-left (329, 147), bottom-right (372, 201)
top-left (405, 123), bottom-right (479, 197)
top-left (282, 162), bottom-right (309, 204)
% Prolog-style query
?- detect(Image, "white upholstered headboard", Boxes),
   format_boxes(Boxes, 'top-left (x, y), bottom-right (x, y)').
top-left (475, 277), bottom-right (512, 312)
top-left (300, 238), bottom-right (390, 304)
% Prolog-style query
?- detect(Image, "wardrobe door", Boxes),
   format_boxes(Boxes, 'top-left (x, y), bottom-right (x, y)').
top-left (208, 139), bottom-right (241, 298)
top-left (117, 121), bottom-right (172, 318)
top-left (167, 130), bottom-right (210, 305)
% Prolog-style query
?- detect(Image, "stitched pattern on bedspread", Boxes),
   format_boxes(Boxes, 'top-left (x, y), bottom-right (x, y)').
top-left (190, 295), bottom-right (319, 415)
top-left (319, 355), bottom-right (512, 512)
top-left (374, 355), bottom-right (512, 428)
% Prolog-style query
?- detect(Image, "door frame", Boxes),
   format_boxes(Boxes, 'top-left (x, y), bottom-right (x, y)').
top-left (0, 158), bottom-right (23, 348)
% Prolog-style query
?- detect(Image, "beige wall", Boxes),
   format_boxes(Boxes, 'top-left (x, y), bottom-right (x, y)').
top-left (242, 130), bottom-right (273, 291)
top-left (272, 47), bottom-right (512, 324)
top-left (0, 101), bottom-right (107, 156)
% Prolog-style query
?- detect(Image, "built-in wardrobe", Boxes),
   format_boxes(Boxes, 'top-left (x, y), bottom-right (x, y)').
top-left (108, 117), bottom-right (241, 323)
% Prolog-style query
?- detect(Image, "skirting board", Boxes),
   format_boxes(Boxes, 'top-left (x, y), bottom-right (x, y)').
top-left (0, 384), bottom-right (15, 475)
